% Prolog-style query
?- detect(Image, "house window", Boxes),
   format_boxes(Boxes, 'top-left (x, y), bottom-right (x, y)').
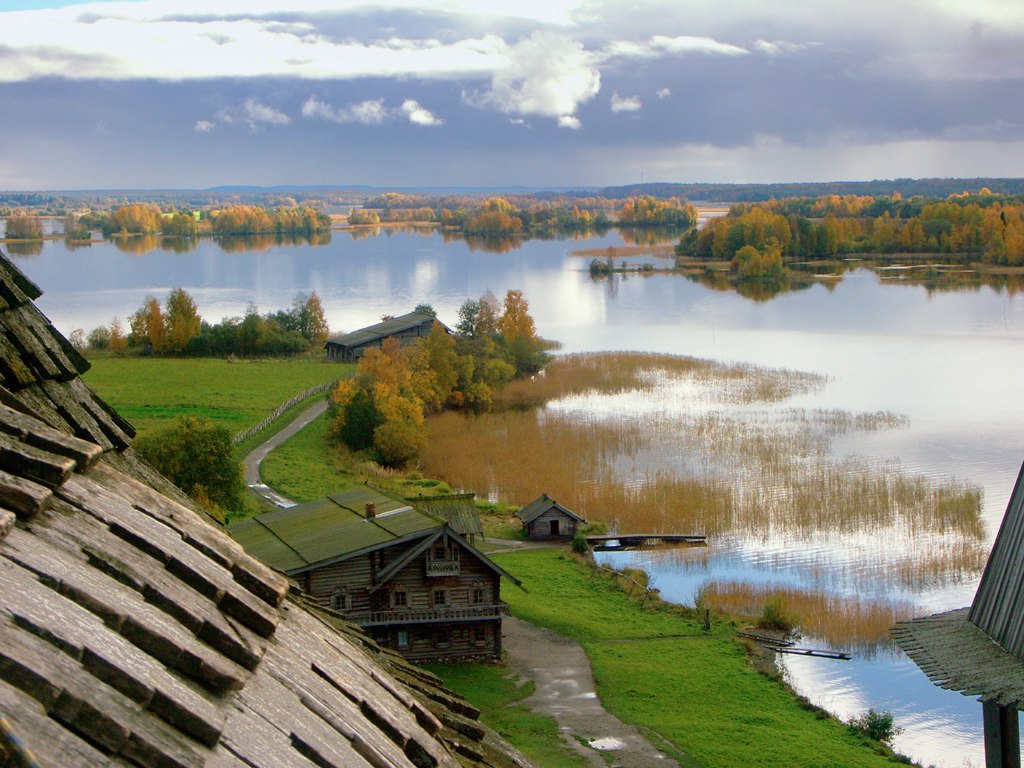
top-left (472, 588), bottom-right (485, 604)
top-left (472, 626), bottom-right (487, 645)
top-left (330, 588), bottom-right (350, 612)
top-left (393, 590), bottom-right (408, 608)
top-left (435, 630), bottom-right (450, 648)
top-left (434, 545), bottom-right (447, 561)
top-left (397, 630), bottom-right (410, 648)
top-left (433, 589), bottom-right (447, 607)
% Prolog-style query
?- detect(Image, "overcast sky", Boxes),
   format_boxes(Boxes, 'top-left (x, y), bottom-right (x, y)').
top-left (2, 0), bottom-right (1023, 189)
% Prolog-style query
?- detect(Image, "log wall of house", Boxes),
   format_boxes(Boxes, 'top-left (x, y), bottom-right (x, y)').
top-left (304, 536), bottom-right (504, 662)
top-left (526, 508), bottom-right (579, 540)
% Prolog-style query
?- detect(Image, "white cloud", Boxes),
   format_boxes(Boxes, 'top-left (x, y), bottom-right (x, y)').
top-left (656, 87), bottom-right (671, 99)
top-left (302, 96), bottom-right (388, 124)
top-left (648, 35), bottom-right (748, 57)
top-left (753, 39), bottom-right (807, 56)
top-left (610, 92), bottom-right (641, 112)
top-left (194, 119), bottom-right (215, 132)
top-left (244, 98), bottom-right (290, 128)
top-left (558, 115), bottom-right (582, 129)
top-left (476, 31), bottom-right (600, 124)
top-left (301, 96), bottom-right (441, 126)
top-left (400, 99), bottom-right (443, 126)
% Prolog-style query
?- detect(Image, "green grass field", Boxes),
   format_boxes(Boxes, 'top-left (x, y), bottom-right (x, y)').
top-left (490, 549), bottom-right (905, 768)
top-left (82, 355), bottom-right (350, 439)
top-left (421, 663), bottom-right (588, 768)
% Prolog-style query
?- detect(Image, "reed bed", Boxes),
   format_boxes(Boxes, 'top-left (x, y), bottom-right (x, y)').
top-left (421, 351), bottom-right (984, 596)
top-left (697, 581), bottom-right (917, 654)
top-left (491, 352), bottom-right (826, 410)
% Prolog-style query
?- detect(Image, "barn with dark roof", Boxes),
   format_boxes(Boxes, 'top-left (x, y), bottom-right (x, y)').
top-left (324, 311), bottom-right (449, 362)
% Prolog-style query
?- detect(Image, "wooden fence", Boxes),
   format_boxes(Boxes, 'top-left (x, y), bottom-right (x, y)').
top-left (232, 380), bottom-right (339, 445)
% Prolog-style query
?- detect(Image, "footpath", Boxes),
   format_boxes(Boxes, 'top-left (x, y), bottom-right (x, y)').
top-left (241, 399), bottom-right (679, 767)
top-left (241, 398), bottom-right (328, 508)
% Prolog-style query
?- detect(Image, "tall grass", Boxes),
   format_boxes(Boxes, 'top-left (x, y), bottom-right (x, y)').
top-left (698, 581), bottom-right (917, 654)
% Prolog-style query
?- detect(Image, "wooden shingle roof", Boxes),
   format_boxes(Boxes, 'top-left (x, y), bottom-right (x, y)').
top-left (325, 312), bottom-right (439, 349)
top-left (0, 248), bottom-right (536, 768)
top-left (892, 460), bottom-right (1024, 707)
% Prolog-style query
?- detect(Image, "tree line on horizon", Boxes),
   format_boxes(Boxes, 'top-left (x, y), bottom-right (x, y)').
top-left (678, 190), bottom-right (1024, 271)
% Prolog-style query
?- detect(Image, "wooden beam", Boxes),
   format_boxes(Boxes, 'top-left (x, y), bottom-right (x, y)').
top-left (983, 700), bottom-right (1021, 768)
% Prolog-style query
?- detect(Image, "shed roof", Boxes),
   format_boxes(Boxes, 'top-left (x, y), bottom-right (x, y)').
top-left (406, 492), bottom-right (484, 537)
top-left (0, 248), bottom-right (536, 768)
top-left (515, 494), bottom-right (586, 525)
top-left (325, 312), bottom-right (440, 349)
top-left (229, 485), bottom-right (441, 574)
top-left (893, 460), bottom-right (1024, 707)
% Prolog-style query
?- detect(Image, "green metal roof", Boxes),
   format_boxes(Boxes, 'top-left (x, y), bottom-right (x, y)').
top-left (325, 312), bottom-right (438, 349)
top-left (228, 486), bottom-right (442, 574)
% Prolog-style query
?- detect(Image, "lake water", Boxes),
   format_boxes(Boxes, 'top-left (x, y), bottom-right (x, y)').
top-left (10, 229), bottom-right (1024, 768)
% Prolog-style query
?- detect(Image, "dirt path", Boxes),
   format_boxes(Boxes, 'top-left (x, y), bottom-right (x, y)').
top-left (241, 398), bottom-right (328, 508)
top-left (502, 616), bottom-right (680, 768)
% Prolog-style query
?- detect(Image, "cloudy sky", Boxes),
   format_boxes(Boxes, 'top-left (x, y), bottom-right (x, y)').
top-left (2, 0), bottom-right (1023, 189)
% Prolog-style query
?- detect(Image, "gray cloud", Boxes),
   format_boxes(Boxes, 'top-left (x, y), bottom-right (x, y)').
top-left (0, 0), bottom-right (1023, 187)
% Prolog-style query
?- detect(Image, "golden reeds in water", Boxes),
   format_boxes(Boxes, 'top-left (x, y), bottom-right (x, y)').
top-left (697, 581), bottom-right (917, 655)
top-left (421, 351), bottom-right (985, 594)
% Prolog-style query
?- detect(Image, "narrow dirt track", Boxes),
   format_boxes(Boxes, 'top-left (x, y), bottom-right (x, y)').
top-left (502, 616), bottom-right (679, 768)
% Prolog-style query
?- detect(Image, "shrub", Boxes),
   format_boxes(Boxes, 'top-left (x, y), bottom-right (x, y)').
top-left (847, 708), bottom-right (903, 744)
top-left (756, 596), bottom-right (798, 633)
top-left (571, 534), bottom-right (588, 553)
top-left (134, 416), bottom-right (245, 511)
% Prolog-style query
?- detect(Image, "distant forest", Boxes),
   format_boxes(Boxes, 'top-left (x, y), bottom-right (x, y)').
top-left (588, 178), bottom-right (1024, 203)
top-left (4, 178), bottom-right (1024, 212)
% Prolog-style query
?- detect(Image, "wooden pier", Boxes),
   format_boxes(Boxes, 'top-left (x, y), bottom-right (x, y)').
top-left (738, 631), bottom-right (850, 660)
top-left (584, 533), bottom-right (707, 551)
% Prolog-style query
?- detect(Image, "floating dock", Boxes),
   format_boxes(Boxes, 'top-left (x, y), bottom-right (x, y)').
top-left (584, 533), bottom-right (707, 550)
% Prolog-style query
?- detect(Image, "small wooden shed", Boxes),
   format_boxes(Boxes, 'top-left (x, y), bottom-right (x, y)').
top-left (516, 494), bottom-right (586, 540)
top-left (893, 460), bottom-right (1024, 768)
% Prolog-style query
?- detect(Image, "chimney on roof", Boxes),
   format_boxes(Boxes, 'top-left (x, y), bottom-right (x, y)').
top-left (365, 502), bottom-right (376, 519)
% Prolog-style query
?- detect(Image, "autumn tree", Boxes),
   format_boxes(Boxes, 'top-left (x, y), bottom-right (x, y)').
top-left (497, 289), bottom-right (550, 376)
top-left (5, 214), bottom-right (43, 239)
top-left (109, 317), bottom-right (128, 354)
top-left (129, 297), bottom-right (168, 353)
top-left (165, 288), bottom-right (202, 352)
top-left (408, 321), bottom-right (458, 414)
top-left (108, 203), bottom-right (163, 235)
top-left (329, 336), bottom-right (427, 468)
top-left (162, 212), bottom-right (199, 237)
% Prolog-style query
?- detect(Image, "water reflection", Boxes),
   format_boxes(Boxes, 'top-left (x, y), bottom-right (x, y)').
top-left (4, 240), bottom-right (43, 257)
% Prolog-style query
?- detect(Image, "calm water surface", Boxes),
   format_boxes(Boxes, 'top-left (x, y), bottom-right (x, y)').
top-left (12, 231), bottom-right (1024, 768)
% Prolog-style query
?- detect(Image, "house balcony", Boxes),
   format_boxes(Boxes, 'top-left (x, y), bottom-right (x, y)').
top-left (347, 603), bottom-right (509, 627)
top-left (426, 560), bottom-right (461, 576)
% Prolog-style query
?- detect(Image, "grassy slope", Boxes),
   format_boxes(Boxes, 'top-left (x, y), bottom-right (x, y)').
top-left (493, 549), bottom-right (900, 768)
top-left (81, 356), bottom-right (348, 439)
top-left (421, 664), bottom-right (588, 768)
